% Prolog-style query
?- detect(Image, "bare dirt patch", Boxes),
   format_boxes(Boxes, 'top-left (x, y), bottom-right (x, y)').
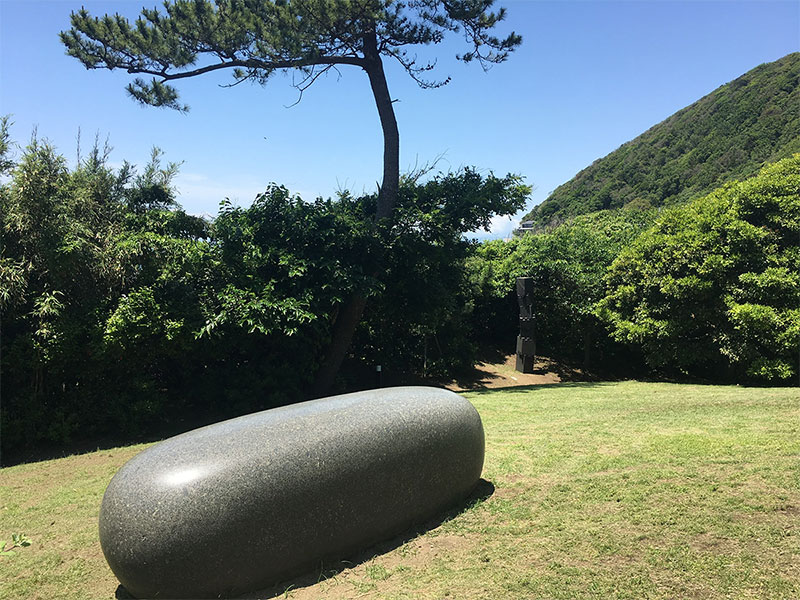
top-left (443, 354), bottom-right (591, 392)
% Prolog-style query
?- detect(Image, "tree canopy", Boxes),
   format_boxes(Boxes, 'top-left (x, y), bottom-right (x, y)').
top-left (467, 206), bottom-right (657, 370)
top-left (597, 155), bottom-right (800, 382)
top-left (61, 0), bottom-right (521, 218)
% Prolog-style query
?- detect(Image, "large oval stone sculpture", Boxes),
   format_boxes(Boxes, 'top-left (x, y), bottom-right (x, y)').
top-left (99, 386), bottom-right (484, 599)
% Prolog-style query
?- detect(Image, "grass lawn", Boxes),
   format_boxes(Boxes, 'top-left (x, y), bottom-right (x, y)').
top-left (1, 381), bottom-right (798, 599)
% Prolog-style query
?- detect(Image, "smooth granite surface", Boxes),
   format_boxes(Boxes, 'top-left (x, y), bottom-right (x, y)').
top-left (99, 386), bottom-right (484, 599)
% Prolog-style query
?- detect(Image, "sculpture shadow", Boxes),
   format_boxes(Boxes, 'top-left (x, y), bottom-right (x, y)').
top-left (246, 478), bottom-right (496, 599)
top-left (116, 478), bottom-right (495, 599)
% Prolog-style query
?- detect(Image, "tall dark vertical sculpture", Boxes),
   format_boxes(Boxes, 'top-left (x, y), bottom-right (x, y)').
top-left (515, 277), bottom-right (535, 373)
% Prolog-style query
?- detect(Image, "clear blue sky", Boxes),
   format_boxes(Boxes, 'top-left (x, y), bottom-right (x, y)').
top-left (1, 0), bottom-right (798, 238)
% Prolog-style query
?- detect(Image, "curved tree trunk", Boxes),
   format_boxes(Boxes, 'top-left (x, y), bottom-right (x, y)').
top-left (311, 30), bottom-right (399, 397)
top-left (363, 32), bottom-right (400, 220)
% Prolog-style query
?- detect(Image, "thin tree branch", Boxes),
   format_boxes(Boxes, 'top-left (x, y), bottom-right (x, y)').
top-left (126, 55), bottom-right (365, 81)
top-left (286, 63), bottom-right (342, 107)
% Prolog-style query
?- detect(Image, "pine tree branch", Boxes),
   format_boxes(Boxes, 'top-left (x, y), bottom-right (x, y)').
top-left (123, 55), bottom-right (365, 82)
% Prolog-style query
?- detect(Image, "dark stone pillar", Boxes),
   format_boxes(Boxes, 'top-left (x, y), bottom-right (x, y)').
top-left (515, 277), bottom-right (535, 373)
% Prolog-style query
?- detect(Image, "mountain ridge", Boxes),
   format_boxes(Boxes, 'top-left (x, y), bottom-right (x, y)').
top-left (523, 52), bottom-right (800, 230)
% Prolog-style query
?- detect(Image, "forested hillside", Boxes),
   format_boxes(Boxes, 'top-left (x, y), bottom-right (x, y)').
top-left (524, 52), bottom-right (799, 229)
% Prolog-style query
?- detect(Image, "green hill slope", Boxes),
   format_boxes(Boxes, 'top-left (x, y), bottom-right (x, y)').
top-left (525, 52), bottom-right (800, 230)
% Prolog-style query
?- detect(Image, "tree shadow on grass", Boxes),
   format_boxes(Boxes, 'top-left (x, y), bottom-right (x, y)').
top-left (114, 479), bottom-right (495, 600)
top-left (2, 411), bottom-right (225, 467)
top-left (466, 381), bottom-right (613, 395)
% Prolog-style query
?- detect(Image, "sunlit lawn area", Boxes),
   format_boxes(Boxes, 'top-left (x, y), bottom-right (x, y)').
top-left (1, 381), bottom-right (798, 599)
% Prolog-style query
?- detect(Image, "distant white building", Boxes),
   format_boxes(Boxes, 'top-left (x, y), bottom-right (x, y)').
top-left (511, 220), bottom-right (536, 237)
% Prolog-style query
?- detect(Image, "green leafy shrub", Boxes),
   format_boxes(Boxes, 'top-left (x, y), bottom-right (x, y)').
top-left (597, 155), bottom-right (800, 382)
top-left (355, 169), bottom-right (529, 377)
top-left (467, 207), bottom-right (656, 369)
top-left (0, 130), bottom-right (211, 451)
top-left (1, 124), bottom-right (529, 455)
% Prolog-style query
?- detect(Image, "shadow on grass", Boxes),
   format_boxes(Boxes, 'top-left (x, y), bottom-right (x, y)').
top-left (465, 381), bottom-right (613, 395)
top-left (1, 411), bottom-right (225, 468)
top-left (115, 479), bottom-right (495, 600)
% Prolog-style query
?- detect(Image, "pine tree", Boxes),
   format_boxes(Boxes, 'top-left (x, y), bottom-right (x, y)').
top-left (61, 0), bottom-right (521, 393)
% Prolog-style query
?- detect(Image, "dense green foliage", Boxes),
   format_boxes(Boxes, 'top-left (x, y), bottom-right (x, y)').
top-left (358, 169), bottom-right (530, 376)
top-left (524, 53), bottom-right (800, 230)
top-left (597, 155), bottom-right (800, 383)
top-left (0, 131), bottom-right (211, 449)
top-left (60, 0), bottom-right (523, 393)
top-left (0, 125), bottom-right (527, 456)
top-left (470, 156), bottom-right (799, 383)
top-left (3, 110), bottom-right (796, 459)
top-left (467, 207), bottom-right (657, 368)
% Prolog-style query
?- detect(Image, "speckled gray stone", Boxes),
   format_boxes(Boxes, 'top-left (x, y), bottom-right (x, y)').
top-left (99, 386), bottom-right (484, 599)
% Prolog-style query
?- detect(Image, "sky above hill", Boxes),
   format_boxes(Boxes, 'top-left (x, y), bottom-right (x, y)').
top-left (1, 0), bottom-right (798, 238)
